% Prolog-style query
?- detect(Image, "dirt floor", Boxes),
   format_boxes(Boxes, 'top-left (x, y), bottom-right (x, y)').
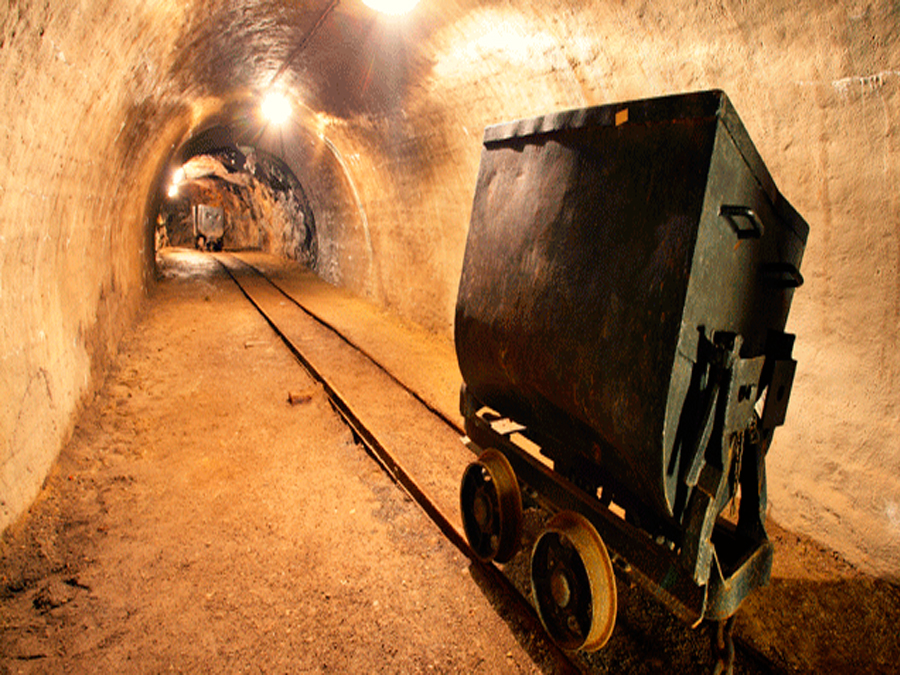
top-left (0, 254), bottom-right (552, 674)
top-left (1, 251), bottom-right (898, 674)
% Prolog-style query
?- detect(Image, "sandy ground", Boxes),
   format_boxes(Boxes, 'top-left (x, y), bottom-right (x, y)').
top-left (1, 250), bottom-right (898, 674)
top-left (0, 254), bottom-right (552, 673)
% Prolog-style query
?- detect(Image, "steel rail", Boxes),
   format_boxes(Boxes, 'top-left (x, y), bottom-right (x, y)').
top-left (230, 253), bottom-right (463, 434)
top-left (212, 252), bottom-right (584, 675)
top-left (211, 252), bottom-right (778, 675)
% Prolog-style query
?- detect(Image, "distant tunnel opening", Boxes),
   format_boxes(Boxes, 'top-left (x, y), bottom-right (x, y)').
top-left (150, 104), bottom-right (374, 300)
top-left (157, 126), bottom-right (317, 269)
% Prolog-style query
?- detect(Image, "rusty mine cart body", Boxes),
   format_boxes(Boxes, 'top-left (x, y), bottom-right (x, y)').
top-left (455, 90), bottom-right (808, 661)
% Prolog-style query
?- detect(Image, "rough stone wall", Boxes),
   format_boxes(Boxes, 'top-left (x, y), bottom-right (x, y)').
top-left (1, 0), bottom-right (897, 578)
top-left (161, 154), bottom-right (317, 265)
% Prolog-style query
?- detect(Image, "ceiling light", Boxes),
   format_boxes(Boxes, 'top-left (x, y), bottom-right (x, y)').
top-left (362, 0), bottom-right (420, 15)
top-left (261, 92), bottom-right (292, 125)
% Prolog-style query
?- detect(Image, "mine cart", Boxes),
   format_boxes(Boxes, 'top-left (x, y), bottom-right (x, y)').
top-left (455, 90), bottom-right (808, 663)
top-left (193, 204), bottom-right (225, 251)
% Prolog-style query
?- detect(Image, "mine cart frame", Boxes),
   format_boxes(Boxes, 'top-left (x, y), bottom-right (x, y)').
top-left (460, 378), bottom-right (777, 625)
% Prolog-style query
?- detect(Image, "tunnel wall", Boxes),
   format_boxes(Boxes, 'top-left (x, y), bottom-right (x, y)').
top-left (254, 120), bottom-right (379, 298)
top-left (1, 0), bottom-right (897, 578)
top-left (0, 0), bottom-right (197, 531)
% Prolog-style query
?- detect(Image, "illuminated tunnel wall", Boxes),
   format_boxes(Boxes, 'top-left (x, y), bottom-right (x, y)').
top-left (1, 0), bottom-right (897, 577)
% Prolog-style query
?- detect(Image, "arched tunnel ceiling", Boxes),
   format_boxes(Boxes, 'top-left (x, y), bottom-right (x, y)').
top-left (167, 0), bottom-right (441, 115)
top-left (1, 0), bottom-right (899, 580)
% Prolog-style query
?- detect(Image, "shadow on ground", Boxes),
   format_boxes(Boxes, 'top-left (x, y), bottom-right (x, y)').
top-left (474, 507), bottom-right (899, 674)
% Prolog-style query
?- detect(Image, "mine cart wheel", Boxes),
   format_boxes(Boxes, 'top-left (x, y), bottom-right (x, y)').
top-left (460, 449), bottom-right (523, 563)
top-left (530, 511), bottom-right (617, 652)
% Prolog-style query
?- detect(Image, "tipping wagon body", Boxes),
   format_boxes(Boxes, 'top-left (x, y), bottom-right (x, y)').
top-left (455, 90), bottom-right (808, 636)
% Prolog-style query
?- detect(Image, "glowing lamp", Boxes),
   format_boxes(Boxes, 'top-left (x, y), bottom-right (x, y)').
top-left (362, 0), bottom-right (420, 15)
top-left (261, 92), bottom-right (292, 125)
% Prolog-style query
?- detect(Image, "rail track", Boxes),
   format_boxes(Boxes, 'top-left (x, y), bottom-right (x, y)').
top-left (212, 251), bottom-right (780, 675)
top-left (212, 251), bottom-right (582, 673)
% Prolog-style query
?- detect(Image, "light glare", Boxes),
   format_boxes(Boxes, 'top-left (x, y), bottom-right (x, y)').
top-left (362, 0), bottom-right (420, 15)
top-left (261, 92), bottom-right (291, 125)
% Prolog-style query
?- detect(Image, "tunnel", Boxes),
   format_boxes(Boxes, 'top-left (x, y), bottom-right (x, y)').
top-left (1, 0), bottom-right (899, 658)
